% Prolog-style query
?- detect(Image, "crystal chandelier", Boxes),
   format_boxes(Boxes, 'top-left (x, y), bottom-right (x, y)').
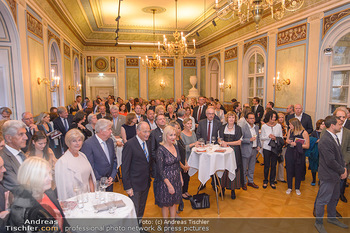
top-left (139, 9), bottom-right (168, 71)
top-left (214, 0), bottom-right (304, 31)
top-left (163, 0), bottom-right (196, 59)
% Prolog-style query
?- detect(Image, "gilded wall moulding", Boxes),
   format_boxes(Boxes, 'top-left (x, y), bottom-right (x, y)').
top-left (225, 47), bottom-right (238, 60)
top-left (27, 12), bottom-right (42, 39)
top-left (244, 37), bottom-right (267, 54)
top-left (64, 44), bottom-right (70, 57)
top-left (5, 0), bottom-right (16, 24)
top-left (72, 49), bottom-right (79, 59)
top-left (209, 53), bottom-right (220, 63)
top-left (323, 8), bottom-right (350, 38)
top-left (110, 57), bottom-right (116, 72)
top-left (277, 23), bottom-right (307, 46)
top-left (166, 59), bottom-right (174, 67)
top-left (48, 30), bottom-right (60, 48)
top-left (201, 58), bottom-right (205, 67)
top-left (94, 57), bottom-right (109, 72)
top-left (183, 59), bottom-right (196, 67)
top-left (126, 58), bottom-right (139, 67)
top-left (87, 56), bottom-right (92, 72)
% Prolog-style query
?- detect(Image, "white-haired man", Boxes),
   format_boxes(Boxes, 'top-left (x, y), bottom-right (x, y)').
top-left (0, 120), bottom-right (28, 190)
top-left (81, 119), bottom-right (118, 192)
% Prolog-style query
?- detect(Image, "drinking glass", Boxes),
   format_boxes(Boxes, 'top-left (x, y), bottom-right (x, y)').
top-left (95, 180), bottom-right (100, 199)
top-left (82, 185), bottom-right (89, 203)
top-left (211, 136), bottom-right (216, 145)
top-left (198, 138), bottom-right (205, 147)
top-left (99, 177), bottom-right (109, 202)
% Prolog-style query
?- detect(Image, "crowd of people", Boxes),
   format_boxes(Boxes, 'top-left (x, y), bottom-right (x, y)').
top-left (0, 94), bottom-right (349, 233)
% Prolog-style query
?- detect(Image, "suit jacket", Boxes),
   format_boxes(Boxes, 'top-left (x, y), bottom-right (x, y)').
top-left (287, 113), bottom-right (313, 134)
top-left (176, 118), bottom-right (184, 131)
top-left (193, 105), bottom-right (207, 124)
top-left (96, 113), bottom-right (112, 121)
top-left (241, 123), bottom-right (261, 158)
top-left (80, 135), bottom-right (118, 181)
top-left (344, 119), bottom-right (350, 130)
top-left (149, 127), bottom-right (163, 177)
top-left (318, 130), bottom-right (346, 181)
top-left (0, 146), bottom-right (23, 191)
top-left (105, 103), bottom-right (115, 114)
top-left (0, 184), bottom-right (7, 212)
top-left (341, 127), bottom-right (350, 166)
top-left (121, 136), bottom-right (151, 192)
top-left (252, 105), bottom-right (264, 126)
top-left (53, 115), bottom-right (74, 152)
top-left (111, 115), bottom-right (126, 137)
top-left (196, 118), bottom-right (221, 142)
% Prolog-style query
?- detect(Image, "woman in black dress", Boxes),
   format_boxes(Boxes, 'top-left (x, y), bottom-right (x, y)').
top-left (121, 113), bottom-right (137, 143)
top-left (285, 118), bottom-right (310, 196)
top-left (218, 111), bottom-right (243, 200)
top-left (155, 125), bottom-right (183, 218)
top-left (71, 110), bottom-right (92, 140)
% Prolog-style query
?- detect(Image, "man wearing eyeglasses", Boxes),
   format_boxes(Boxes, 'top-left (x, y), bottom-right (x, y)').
top-left (21, 112), bottom-right (41, 153)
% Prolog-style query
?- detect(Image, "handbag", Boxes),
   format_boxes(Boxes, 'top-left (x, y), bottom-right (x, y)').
top-left (189, 192), bottom-right (210, 209)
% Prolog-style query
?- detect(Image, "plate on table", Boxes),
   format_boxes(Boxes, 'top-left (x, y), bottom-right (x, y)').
top-left (214, 149), bottom-right (226, 153)
top-left (194, 148), bottom-right (207, 153)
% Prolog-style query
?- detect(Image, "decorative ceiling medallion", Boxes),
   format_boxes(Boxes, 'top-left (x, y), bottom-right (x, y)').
top-left (142, 7), bottom-right (166, 14)
top-left (94, 57), bottom-right (109, 72)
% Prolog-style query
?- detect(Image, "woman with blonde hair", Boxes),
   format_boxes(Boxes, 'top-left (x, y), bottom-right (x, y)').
top-left (55, 129), bottom-right (96, 201)
top-left (165, 104), bottom-right (177, 120)
top-left (8, 157), bottom-right (69, 232)
top-left (154, 125), bottom-right (183, 219)
top-left (214, 101), bottom-right (225, 123)
top-left (218, 111), bottom-right (243, 199)
top-left (285, 118), bottom-right (310, 195)
top-left (37, 112), bottom-right (60, 158)
top-left (155, 105), bottom-right (166, 116)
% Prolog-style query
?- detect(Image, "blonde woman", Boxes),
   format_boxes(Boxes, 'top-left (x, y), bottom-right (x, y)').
top-left (285, 118), bottom-right (310, 195)
top-left (55, 129), bottom-right (96, 201)
top-left (8, 157), bottom-right (69, 232)
top-left (37, 112), bottom-right (60, 157)
top-left (154, 125), bottom-right (183, 219)
top-left (155, 105), bottom-right (166, 116)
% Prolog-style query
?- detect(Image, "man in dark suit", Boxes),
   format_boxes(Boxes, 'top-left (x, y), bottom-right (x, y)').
top-left (251, 97), bottom-right (264, 128)
top-left (21, 112), bottom-right (41, 153)
top-left (196, 107), bottom-right (221, 190)
top-left (122, 122), bottom-right (151, 228)
top-left (53, 107), bottom-right (73, 155)
top-left (287, 104), bottom-right (313, 134)
top-left (233, 102), bottom-right (242, 119)
top-left (143, 109), bottom-right (157, 130)
top-left (96, 105), bottom-right (112, 120)
top-left (134, 104), bottom-right (145, 123)
top-left (193, 96), bottom-right (207, 125)
top-left (0, 120), bottom-right (28, 191)
top-left (176, 109), bottom-right (185, 130)
top-left (125, 97), bottom-right (134, 113)
top-left (285, 104), bottom-right (294, 123)
top-left (81, 119), bottom-right (118, 192)
top-left (314, 116), bottom-right (348, 232)
top-left (105, 98), bottom-right (116, 114)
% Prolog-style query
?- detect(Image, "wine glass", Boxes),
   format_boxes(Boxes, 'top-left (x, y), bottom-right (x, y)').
top-left (198, 138), bottom-right (205, 147)
top-left (218, 137), bottom-right (223, 147)
top-left (100, 177), bottom-right (109, 202)
top-left (212, 136), bottom-right (216, 145)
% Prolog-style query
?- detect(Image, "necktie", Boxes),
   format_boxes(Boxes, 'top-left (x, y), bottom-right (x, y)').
top-left (198, 107), bottom-right (202, 122)
top-left (102, 142), bottom-right (111, 164)
top-left (27, 127), bottom-right (32, 135)
top-left (335, 135), bottom-right (341, 146)
top-left (18, 151), bottom-right (26, 164)
top-left (64, 119), bottom-right (69, 132)
top-left (113, 118), bottom-right (117, 129)
top-left (207, 121), bottom-right (211, 142)
top-left (142, 142), bottom-right (149, 162)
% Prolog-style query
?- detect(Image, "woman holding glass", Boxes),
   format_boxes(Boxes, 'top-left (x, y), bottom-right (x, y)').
top-left (261, 110), bottom-right (283, 189)
top-left (285, 118), bottom-right (310, 195)
top-left (155, 125), bottom-right (183, 219)
top-left (218, 111), bottom-right (243, 199)
top-left (55, 129), bottom-right (96, 201)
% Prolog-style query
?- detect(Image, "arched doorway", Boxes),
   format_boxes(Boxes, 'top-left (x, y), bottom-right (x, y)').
top-left (0, 0), bottom-right (24, 119)
top-left (209, 58), bottom-right (220, 99)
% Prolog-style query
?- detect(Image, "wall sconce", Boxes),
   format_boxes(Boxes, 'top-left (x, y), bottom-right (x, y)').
top-left (68, 83), bottom-right (82, 94)
top-left (219, 79), bottom-right (231, 92)
top-left (37, 69), bottom-right (60, 92)
top-left (160, 80), bottom-right (166, 89)
top-left (273, 71), bottom-right (291, 91)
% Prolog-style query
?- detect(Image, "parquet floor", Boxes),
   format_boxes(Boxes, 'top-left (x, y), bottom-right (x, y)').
top-left (114, 162), bottom-right (349, 218)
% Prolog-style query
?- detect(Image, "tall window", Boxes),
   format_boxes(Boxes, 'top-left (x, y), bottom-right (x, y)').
top-left (73, 57), bottom-right (80, 97)
top-left (49, 42), bottom-right (62, 107)
top-left (329, 32), bottom-right (350, 113)
top-left (247, 51), bottom-right (265, 105)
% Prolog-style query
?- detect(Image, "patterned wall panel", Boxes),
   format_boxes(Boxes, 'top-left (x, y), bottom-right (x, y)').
top-left (323, 8), bottom-right (350, 38)
top-left (64, 43), bottom-right (70, 57)
top-left (94, 57), bottom-right (109, 72)
top-left (27, 12), bottom-right (42, 39)
top-left (48, 30), bottom-right (60, 48)
top-left (126, 58), bottom-right (139, 66)
top-left (225, 47), bottom-right (238, 60)
top-left (244, 37), bottom-right (267, 54)
top-left (5, 0), bottom-right (16, 24)
top-left (209, 53), bottom-right (220, 63)
top-left (87, 56), bottom-right (92, 72)
top-left (183, 59), bottom-right (196, 67)
top-left (277, 23), bottom-right (307, 46)
top-left (110, 56), bottom-right (116, 72)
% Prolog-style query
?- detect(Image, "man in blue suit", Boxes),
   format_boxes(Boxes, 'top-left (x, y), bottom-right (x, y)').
top-left (81, 119), bottom-right (118, 192)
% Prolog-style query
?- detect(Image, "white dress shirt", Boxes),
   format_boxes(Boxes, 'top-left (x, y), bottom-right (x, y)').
top-left (5, 145), bottom-right (24, 164)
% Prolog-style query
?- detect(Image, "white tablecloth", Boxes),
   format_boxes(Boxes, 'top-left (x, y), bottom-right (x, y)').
top-left (65, 192), bottom-right (136, 218)
top-left (188, 145), bottom-right (237, 184)
top-left (116, 146), bottom-right (123, 168)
